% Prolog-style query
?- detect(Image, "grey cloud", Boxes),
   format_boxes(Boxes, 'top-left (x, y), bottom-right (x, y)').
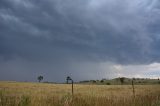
top-left (0, 0), bottom-right (160, 81)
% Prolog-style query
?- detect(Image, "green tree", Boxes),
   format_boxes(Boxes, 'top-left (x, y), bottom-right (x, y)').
top-left (66, 76), bottom-right (71, 84)
top-left (100, 80), bottom-right (104, 83)
top-left (119, 77), bottom-right (125, 85)
top-left (37, 76), bottom-right (43, 82)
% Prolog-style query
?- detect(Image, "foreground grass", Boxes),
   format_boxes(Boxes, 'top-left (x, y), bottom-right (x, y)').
top-left (0, 81), bottom-right (160, 106)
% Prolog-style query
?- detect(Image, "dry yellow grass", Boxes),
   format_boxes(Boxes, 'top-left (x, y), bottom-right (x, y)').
top-left (0, 81), bottom-right (160, 106)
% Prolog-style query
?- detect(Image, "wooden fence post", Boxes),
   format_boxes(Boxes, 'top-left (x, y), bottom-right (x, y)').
top-left (71, 80), bottom-right (73, 95)
top-left (66, 76), bottom-right (74, 95)
top-left (132, 80), bottom-right (135, 98)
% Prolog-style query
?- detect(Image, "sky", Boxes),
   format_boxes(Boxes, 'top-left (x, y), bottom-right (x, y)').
top-left (0, 0), bottom-right (160, 82)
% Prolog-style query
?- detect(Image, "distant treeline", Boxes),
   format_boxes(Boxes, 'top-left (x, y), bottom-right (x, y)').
top-left (78, 77), bottom-right (160, 85)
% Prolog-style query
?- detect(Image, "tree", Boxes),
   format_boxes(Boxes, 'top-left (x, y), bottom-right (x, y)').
top-left (119, 77), bottom-right (125, 85)
top-left (100, 80), bottom-right (104, 83)
top-left (37, 76), bottom-right (43, 82)
top-left (66, 76), bottom-right (71, 84)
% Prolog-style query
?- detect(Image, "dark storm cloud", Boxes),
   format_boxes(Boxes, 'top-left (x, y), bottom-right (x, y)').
top-left (0, 0), bottom-right (160, 81)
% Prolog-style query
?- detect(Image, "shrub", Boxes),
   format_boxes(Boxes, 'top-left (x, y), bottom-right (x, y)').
top-left (106, 82), bottom-right (111, 85)
top-left (100, 80), bottom-right (104, 83)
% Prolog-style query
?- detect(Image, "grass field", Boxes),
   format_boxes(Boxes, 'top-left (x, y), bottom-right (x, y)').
top-left (0, 81), bottom-right (160, 106)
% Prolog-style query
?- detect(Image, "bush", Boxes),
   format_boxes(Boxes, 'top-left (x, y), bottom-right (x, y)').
top-left (106, 82), bottom-right (111, 85)
top-left (100, 80), bottom-right (104, 83)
